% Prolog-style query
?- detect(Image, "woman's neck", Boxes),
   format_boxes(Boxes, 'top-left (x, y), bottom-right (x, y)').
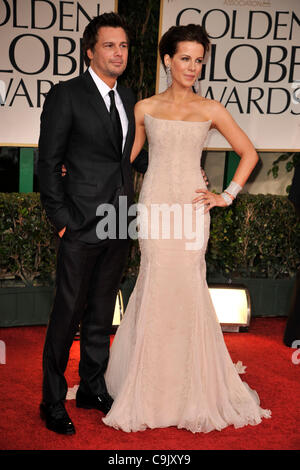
top-left (164, 83), bottom-right (197, 104)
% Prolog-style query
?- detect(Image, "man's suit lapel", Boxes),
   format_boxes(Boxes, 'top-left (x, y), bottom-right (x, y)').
top-left (82, 71), bottom-right (120, 158)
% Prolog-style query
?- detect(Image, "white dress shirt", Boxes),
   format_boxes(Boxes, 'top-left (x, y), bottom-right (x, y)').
top-left (88, 66), bottom-right (128, 151)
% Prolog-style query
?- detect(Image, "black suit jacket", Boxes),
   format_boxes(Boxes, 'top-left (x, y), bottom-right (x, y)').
top-left (38, 70), bottom-right (147, 244)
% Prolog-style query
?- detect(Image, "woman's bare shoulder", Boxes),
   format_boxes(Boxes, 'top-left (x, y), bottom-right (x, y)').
top-left (135, 94), bottom-right (165, 114)
top-left (196, 97), bottom-right (229, 123)
top-left (196, 96), bottom-right (223, 109)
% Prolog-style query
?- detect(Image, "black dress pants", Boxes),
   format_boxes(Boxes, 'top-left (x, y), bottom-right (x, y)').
top-left (42, 234), bottom-right (130, 404)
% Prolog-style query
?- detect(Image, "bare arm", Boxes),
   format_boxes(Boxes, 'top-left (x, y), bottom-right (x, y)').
top-left (130, 102), bottom-right (147, 163)
top-left (193, 101), bottom-right (259, 212)
top-left (211, 101), bottom-right (258, 186)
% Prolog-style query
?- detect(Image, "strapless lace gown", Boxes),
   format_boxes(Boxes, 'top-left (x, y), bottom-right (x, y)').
top-left (102, 114), bottom-right (271, 433)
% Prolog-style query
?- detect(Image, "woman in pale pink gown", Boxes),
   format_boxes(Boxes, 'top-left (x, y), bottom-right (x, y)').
top-left (102, 24), bottom-right (271, 433)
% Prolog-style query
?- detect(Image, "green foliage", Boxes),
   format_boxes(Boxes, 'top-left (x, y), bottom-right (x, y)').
top-left (0, 193), bottom-right (56, 286)
top-left (206, 194), bottom-right (300, 279)
top-left (267, 152), bottom-right (300, 193)
top-left (0, 193), bottom-right (299, 286)
top-left (118, 0), bottom-right (161, 100)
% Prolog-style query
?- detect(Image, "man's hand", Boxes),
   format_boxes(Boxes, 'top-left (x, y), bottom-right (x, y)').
top-left (59, 166), bottom-right (67, 236)
top-left (58, 227), bottom-right (66, 238)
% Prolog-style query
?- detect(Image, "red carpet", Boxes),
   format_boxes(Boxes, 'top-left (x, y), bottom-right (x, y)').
top-left (0, 318), bottom-right (299, 451)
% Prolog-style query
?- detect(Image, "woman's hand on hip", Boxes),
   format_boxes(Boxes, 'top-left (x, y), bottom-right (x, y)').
top-left (192, 189), bottom-right (232, 213)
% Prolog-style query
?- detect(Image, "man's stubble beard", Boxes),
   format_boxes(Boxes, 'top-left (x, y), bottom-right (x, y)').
top-left (108, 62), bottom-right (127, 79)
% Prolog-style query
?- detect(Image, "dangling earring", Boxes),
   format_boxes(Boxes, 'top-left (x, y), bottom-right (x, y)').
top-left (166, 65), bottom-right (172, 88)
top-left (193, 77), bottom-right (200, 94)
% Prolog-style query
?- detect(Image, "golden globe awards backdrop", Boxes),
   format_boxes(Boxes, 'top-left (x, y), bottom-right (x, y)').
top-left (0, 0), bottom-right (116, 146)
top-left (157, 0), bottom-right (300, 151)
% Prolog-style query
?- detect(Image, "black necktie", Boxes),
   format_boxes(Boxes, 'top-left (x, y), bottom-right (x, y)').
top-left (108, 90), bottom-right (123, 155)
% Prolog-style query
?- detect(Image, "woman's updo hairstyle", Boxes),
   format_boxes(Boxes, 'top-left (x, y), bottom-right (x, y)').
top-left (159, 24), bottom-right (210, 70)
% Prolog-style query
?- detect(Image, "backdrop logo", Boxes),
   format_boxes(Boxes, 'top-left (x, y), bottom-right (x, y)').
top-left (0, 0), bottom-right (115, 144)
top-left (291, 80), bottom-right (300, 105)
top-left (174, 7), bottom-right (300, 116)
top-left (159, 0), bottom-right (300, 149)
top-left (0, 0), bottom-right (102, 108)
top-left (0, 79), bottom-right (6, 105)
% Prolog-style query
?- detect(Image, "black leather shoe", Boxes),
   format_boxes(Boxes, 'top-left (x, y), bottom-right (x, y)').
top-left (76, 389), bottom-right (113, 415)
top-left (40, 401), bottom-right (75, 435)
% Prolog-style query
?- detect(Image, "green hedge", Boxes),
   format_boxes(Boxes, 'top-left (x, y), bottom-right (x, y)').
top-left (207, 194), bottom-right (299, 279)
top-left (0, 193), bottom-right (56, 286)
top-left (0, 193), bottom-right (299, 286)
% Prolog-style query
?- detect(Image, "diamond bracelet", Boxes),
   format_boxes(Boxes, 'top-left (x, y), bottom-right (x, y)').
top-left (221, 192), bottom-right (233, 206)
top-left (221, 181), bottom-right (243, 206)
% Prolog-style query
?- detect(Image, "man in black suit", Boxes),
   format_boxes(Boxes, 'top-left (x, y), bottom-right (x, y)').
top-left (38, 13), bottom-right (146, 435)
